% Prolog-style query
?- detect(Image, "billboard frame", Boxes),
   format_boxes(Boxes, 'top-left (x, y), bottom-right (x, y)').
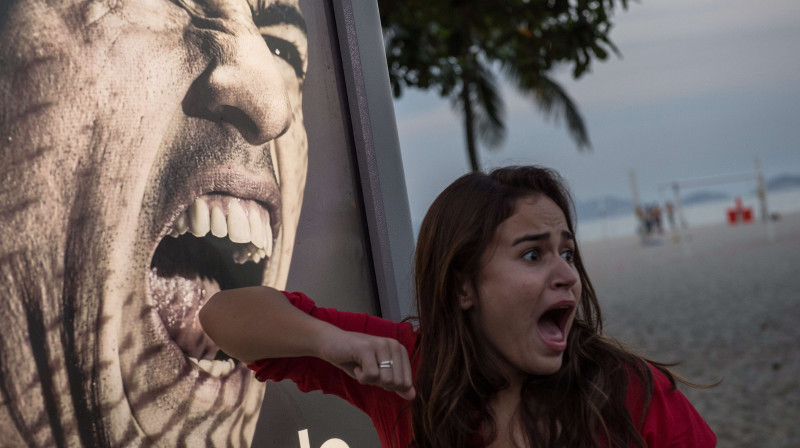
top-left (331, 0), bottom-right (415, 322)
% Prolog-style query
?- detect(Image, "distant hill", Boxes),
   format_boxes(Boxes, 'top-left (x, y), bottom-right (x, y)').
top-left (766, 174), bottom-right (800, 192)
top-left (576, 189), bottom-right (732, 221)
top-left (575, 196), bottom-right (635, 221)
top-left (681, 191), bottom-right (730, 206)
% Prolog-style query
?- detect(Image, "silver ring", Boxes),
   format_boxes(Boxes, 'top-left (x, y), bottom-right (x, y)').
top-left (379, 360), bottom-right (394, 369)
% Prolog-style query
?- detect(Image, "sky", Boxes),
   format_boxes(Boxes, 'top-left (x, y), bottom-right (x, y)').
top-left (391, 0), bottom-right (800, 228)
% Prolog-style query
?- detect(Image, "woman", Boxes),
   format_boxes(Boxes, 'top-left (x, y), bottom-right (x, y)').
top-left (200, 166), bottom-right (716, 447)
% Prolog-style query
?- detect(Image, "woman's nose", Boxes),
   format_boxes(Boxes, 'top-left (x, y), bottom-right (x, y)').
top-left (183, 28), bottom-right (292, 146)
top-left (550, 256), bottom-right (579, 290)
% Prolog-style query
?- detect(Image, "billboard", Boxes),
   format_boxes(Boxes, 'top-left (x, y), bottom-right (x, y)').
top-left (0, 0), bottom-right (412, 446)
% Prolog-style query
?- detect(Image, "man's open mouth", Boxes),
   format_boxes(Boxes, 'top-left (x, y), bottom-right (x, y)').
top-left (148, 193), bottom-right (279, 378)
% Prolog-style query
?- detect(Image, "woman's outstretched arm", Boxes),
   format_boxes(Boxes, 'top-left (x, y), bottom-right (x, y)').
top-left (199, 286), bottom-right (415, 400)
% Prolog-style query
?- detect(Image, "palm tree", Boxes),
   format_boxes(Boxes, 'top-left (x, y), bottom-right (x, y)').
top-left (379, 0), bottom-right (627, 172)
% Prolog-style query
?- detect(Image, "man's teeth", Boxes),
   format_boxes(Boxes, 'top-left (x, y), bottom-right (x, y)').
top-left (249, 209), bottom-right (268, 249)
top-left (210, 206), bottom-right (227, 238)
top-left (227, 201), bottom-right (250, 243)
top-left (175, 212), bottom-right (189, 236)
top-left (170, 196), bottom-right (274, 263)
top-left (189, 197), bottom-right (210, 236)
top-left (188, 356), bottom-right (237, 378)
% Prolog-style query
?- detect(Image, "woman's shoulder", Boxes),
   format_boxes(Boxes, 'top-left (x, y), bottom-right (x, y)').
top-left (623, 361), bottom-right (678, 419)
top-left (625, 362), bottom-right (717, 447)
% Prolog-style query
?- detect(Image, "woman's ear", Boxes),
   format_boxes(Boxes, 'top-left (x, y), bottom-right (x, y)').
top-left (458, 275), bottom-right (475, 311)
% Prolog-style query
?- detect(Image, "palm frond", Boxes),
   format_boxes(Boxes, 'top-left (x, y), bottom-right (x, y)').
top-left (504, 65), bottom-right (590, 149)
top-left (472, 66), bottom-right (505, 148)
top-left (534, 75), bottom-right (590, 149)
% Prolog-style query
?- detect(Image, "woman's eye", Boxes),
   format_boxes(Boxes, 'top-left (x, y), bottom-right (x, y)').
top-left (561, 249), bottom-right (575, 263)
top-left (263, 35), bottom-right (305, 80)
top-left (522, 250), bottom-right (540, 262)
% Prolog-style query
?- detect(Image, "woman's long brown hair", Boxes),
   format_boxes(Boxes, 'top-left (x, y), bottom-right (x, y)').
top-left (409, 166), bottom-right (674, 447)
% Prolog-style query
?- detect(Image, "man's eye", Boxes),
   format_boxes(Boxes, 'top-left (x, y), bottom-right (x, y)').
top-left (522, 250), bottom-right (540, 262)
top-left (263, 35), bottom-right (304, 80)
top-left (561, 249), bottom-right (575, 263)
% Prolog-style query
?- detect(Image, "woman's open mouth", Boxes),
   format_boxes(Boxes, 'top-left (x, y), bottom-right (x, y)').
top-left (148, 192), bottom-right (279, 378)
top-left (537, 302), bottom-right (575, 352)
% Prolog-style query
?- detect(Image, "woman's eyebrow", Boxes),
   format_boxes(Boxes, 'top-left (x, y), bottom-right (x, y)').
top-left (512, 233), bottom-right (549, 246)
top-left (254, 3), bottom-right (307, 36)
top-left (512, 230), bottom-right (574, 246)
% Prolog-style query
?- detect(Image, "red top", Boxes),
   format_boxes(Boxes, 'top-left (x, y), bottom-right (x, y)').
top-left (248, 291), bottom-right (716, 448)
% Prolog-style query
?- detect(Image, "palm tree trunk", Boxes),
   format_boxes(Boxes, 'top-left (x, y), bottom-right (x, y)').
top-left (461, 79), bottom-right (480, 172)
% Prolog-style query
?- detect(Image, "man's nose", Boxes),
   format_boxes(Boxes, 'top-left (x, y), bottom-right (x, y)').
top-left (184, 30), bottom-right (292, 145)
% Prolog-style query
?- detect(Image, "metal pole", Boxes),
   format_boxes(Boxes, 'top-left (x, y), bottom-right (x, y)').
top-left (754, 157), bottom-right (775, 242)
top-left (659, 185), bottom-right (678, 243)
top-left (630, 170), bottom-right (644, 244)
top-left (673, 182), bottom-right (692, 255)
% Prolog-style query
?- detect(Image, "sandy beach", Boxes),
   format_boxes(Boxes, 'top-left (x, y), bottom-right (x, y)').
top-left (580, 212), bottom-right (800, 447)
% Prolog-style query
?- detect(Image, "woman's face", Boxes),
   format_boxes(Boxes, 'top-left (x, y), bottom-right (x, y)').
top-left (460, 195), bottom-right (582, 380)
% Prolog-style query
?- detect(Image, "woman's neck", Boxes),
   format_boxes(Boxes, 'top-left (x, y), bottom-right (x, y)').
top-left (487, 379), bottom-right (526, 447)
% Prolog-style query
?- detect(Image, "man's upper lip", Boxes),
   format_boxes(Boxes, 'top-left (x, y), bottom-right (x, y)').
top-left (159, 165), bottom-right (281, 239)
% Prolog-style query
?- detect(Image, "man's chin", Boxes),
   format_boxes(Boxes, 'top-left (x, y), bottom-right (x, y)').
top-left (112, 284), bottom-right (265, 446)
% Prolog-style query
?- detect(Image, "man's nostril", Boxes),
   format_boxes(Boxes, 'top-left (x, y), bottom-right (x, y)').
top-left (214, 105), bottom-right (261, 145)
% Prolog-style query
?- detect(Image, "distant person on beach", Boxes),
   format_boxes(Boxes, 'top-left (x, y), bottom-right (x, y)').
top-left (653, 204), bottom-right (664, 234)
top-left (201, 166), bottom-right (717, 447)
top-left (635, 205), bottom-right (648, 242)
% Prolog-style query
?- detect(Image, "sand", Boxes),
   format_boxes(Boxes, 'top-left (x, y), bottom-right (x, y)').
top-left (579, 212), bottom-right (800, 447)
